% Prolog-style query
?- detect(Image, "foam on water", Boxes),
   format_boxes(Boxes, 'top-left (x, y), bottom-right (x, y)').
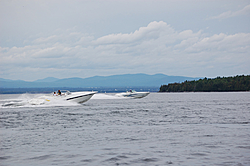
top-left (0, 93), bottom-right (127, 108)
top-left (1, 93), bottom-right (79, 108)
top-left (91, 93), bottom-right (127, 99)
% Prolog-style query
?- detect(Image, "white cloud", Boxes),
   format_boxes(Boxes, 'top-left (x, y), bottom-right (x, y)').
top-left (94, 21), bottom-right (175, 45)
top-left (1, 21), bottom-right (249, 81)
top-left (185, 33), bottom-right (250, 53)
top-left (209, 4), bottom-right (250, 20)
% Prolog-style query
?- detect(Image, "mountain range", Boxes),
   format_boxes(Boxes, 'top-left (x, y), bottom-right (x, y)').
top-left (0, 73), bottom-right (201, 88)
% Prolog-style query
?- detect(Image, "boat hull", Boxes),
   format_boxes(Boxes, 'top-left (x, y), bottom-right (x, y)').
top-left (65, 91), bottom-right (96, 103)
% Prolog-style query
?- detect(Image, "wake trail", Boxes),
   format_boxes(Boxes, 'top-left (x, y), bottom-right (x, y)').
top-left (1, 93), bottom-right (127, 108)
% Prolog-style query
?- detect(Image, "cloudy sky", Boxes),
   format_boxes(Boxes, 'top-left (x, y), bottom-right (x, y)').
top-left (0, 0), bottom-right (249, 81)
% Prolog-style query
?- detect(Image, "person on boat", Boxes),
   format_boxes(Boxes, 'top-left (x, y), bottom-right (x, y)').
top-left (58, 90), bottom-right (61, 96)
top-left (53, 92), bottom-right (57, 96)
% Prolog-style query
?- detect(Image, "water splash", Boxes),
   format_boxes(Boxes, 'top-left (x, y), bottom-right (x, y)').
top-left (1, 93), bottom-right (79, 108)
top-left (0, 93), bottom-right (126, 108)
top-left (91, 93), bottom-right (127, 99)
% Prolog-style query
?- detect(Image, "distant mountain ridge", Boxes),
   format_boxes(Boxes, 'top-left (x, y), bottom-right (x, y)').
top-left (0, 73), bottom-right (201, 88)
top-left (33, 77), bottom-right (60, 82)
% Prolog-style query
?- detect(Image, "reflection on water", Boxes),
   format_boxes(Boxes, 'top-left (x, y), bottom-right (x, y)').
top-left (0, 92), bottom-right (250, 166)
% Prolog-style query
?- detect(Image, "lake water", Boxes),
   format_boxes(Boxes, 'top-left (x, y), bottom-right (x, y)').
top-left (0, 92), bottom-right (250, 166)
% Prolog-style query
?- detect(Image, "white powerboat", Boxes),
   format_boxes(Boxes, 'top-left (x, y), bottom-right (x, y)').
top-left (53, 90), bottom-right (96, 103)
top-left (2, 90), bottom-right (96, 107)
top-left (115, 90), bottom-right (149, 98)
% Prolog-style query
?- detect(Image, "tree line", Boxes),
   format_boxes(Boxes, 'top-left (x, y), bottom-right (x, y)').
top-left (159, 75), bottom-right (250, 92)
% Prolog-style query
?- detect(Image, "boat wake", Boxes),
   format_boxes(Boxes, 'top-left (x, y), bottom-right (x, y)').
top-left (0, 93), bottom-right (127, 108)
top-left (0, 93), bottom-right (79, 108)
top-left (91, 93), bottom-right (127, 99)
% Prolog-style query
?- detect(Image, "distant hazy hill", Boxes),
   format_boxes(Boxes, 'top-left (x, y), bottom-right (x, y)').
top-left (0, 73), bottom-right (200, 88)
top-left (33, 77), bottom-right (60, 82)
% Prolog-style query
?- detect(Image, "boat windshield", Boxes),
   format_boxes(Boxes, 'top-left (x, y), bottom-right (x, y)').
top-left (60, 90), bottom-right (71, 95)
top-left (52, 90), bottom-right (71, 96)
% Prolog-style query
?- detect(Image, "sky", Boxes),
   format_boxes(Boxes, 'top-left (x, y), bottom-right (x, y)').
top-left (0, 0), bottom-right (250, 81)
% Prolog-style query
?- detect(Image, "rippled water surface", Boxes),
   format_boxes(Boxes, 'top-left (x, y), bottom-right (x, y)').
top-left (1, 92), bottom-right (250, 166)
